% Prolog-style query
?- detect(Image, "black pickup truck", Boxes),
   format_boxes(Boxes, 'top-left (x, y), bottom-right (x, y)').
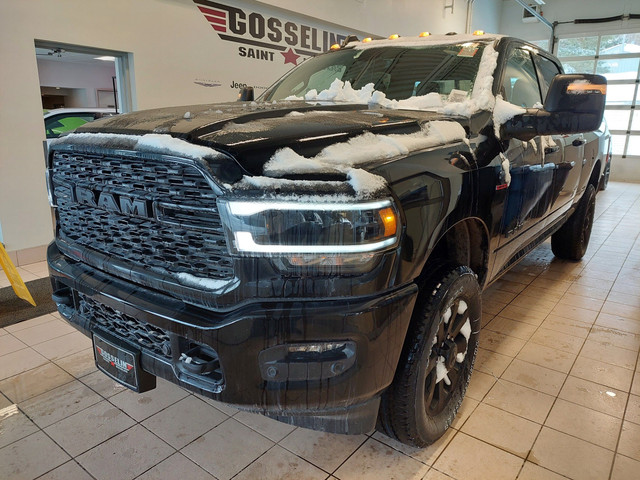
top-left (47, 33), bottom-right (606, 447)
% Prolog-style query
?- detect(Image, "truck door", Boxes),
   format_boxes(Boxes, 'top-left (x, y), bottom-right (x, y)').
top-left (497, 46), bottom-right (552, 248)
top-left (533, 52), bottom-right (583, 217)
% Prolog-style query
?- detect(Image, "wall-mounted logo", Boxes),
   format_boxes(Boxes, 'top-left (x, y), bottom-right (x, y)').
top-left (193, 0), bottom-right (347, 65)
top-left (194, 79), bottom-right (222, 87)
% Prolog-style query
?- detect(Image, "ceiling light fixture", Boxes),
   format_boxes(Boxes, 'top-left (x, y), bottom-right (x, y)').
top-left (94, 56), bottom-right (116, 61)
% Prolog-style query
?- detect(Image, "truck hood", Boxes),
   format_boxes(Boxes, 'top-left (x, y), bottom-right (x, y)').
top-left (76, 101), bottom-right (470, 177)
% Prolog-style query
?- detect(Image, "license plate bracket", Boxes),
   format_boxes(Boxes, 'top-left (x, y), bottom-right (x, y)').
top-left (93, 332), bottom-right (156, 393)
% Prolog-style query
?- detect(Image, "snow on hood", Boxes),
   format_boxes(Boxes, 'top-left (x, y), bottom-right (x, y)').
top-left (352, 33), bottom-right (504, 50)
top-left (51, 132), bottom-right (225, 162)
top-left (263, 120), bottom-right (467, 196)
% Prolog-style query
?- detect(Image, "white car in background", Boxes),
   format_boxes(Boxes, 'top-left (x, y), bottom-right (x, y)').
top-left (44, 108), bottom-right (118, 146)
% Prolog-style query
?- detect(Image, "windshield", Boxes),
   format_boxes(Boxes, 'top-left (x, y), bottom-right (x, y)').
top-left (263, 42), bottom-right (488, 103)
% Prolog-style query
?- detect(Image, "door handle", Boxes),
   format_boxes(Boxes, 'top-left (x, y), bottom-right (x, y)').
top-left (572, 139), bottom-right (587, 147)
top-left (544, 145), bottom-right (560, 154)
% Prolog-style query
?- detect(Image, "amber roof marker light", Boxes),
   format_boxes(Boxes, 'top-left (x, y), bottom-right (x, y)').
top-left (473, 30), bottom-right (485, 35)
top-left (388, 34), bottom-right (399, 40)
top-left (419, 32), bottom-right (431, 37)
top-left (362, 37), bottom-right (372, 43)
top-left (330, 44), bottom-right (341, 50)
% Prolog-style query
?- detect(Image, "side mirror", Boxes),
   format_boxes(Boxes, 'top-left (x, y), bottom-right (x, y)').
top-left (238, 86), bottom-right (254, 102)
top-left (502, 74), bottom-right (606, 141)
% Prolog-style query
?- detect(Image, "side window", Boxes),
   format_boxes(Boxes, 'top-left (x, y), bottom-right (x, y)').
top-left (534, 54), bottom-right (562, 100)
top-left (501, 48), bottom-right (543, 108)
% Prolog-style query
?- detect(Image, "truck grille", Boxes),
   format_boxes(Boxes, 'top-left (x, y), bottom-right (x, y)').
top-left (51, 150), bottom-right (234, 282)
top-left (79, 292), bottom-right (172, 360)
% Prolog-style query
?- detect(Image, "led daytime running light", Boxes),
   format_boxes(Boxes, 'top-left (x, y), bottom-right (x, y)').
top-left (234, 231), bottom-right (397, 254)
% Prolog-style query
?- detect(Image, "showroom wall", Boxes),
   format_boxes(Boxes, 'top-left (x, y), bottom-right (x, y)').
top-left (0, 0), bottom-right (500, 260)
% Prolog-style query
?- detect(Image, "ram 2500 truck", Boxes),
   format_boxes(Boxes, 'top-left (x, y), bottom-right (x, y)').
top-left (47, 33), bottom-right (606, 447)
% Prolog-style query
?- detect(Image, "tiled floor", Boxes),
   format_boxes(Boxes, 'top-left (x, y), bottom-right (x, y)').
top-left (1, 181), bottom-right (640, 480)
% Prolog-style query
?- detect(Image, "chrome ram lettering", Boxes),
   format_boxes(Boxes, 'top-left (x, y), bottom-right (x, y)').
top-left (72, 185), bottom-right (150, 217)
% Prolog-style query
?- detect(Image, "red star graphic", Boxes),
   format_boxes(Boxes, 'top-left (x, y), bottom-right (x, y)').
top-left (281, 48), bottom-right (300, 66)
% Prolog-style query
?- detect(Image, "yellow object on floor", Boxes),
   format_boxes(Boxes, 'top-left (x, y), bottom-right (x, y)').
top-left (0, 243), bottom-right (36, 306)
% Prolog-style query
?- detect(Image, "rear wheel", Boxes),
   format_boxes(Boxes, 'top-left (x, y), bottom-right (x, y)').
top-left (551, 184), bottom-right (596, 261)
top-left (378, 264), bottom-right (481, 447)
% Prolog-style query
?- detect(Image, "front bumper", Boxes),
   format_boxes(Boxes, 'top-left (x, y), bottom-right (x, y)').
top-left (48, 242), bottom-right (417, 434)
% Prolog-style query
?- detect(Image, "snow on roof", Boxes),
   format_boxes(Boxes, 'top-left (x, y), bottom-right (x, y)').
top-left (351, 33), bottom-right (503, 50)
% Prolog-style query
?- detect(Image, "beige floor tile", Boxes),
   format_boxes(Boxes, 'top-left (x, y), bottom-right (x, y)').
top-left (484, 379), bottom-right (555, 424)
top-left (0, 404), bottom-right (39, 449)
top-left (545, 398), bottom-right (622, 450)
top-left (529, 427), bottom-right (613, 480)
top-left (498, 305), bottom-right (548, 326)
top-left (540, 315), bottom-right (592, 338)
top-left (570, 355), bottom-right (634, 392)
top-left (574, 274), bottom-right (614, 289)
top-left (53, 348), bottom-right (97, 378)
top-left (466, 370), bottom-right (497, 401)
top-left (500, 271), bottom-right (537, 285)
top-left (5, 315), bottom-right (55, 334)
top-left (625, 394), bottom-right (640, 425)
top-left (0, 431), bottom-right (70, 480)
top-left (484, 316), bottom-right (538, 341)
top-left (422, 468), bottom-right (456, 480)
top-left (136, 453), bottom-right (215, 480)
top-left (233, 445), bottom-right (327, 480)
top-left (483, 301), bottom-right (507, 316)
top-left (596, 312), bottom-right (640, 335)
top-left (433, 432), bottom-right (523, 480)
top-left (529, 327), bottom-right (585, 355)
top-left (618, 421), bottom-right (640, 461)
top-left (0, 334), bottom-right (27, 356)
top-left (601, 300), bottom-right (640, 321)
top-left (489, 279), bottom-right (527, 294)
top-left (521, 285), bottom-right (565, 302)
top-left (479, 330), bottom-right (526, 357)
top-left (516, 342), bottom-right (576, 374)
top-left (279, 427), bottom-right (367, 472)
top-left (196, 395), bottom-right (240, 416)
top-left (579, 339), bottom-right (638, 370)
top-left (0, 328), bottom-right (7, 337)
top-left (334, 437), bottom-right (429, 480)
top-left (109, 378), bottom-right (188, 421)
top-left (558, 293), bottom-right (604, 312)
top-left (450, 397), bottom-right (479, 430)
top-left (587, 326), bottom-right (640, 352)
top-left (44, 399), bottom-right (136, 456)
top-left (0, 393), bottom-right (11, 409)
top-left (559, 376), bottom-right (628, 418)
top-left (182, 418), bottom-right (273, 480)
top-left (79, 370), bottom-right (128, 398)
top-left (372, 427), bottom-right (457, 466)
top-left (0, 347), bottom-right (49, 380)
top-left (508, 294), bottom-right (557, 314)
top-left (529, 278), bottom-right (572, 295)
top-left (484, 289), bottom-right (519, 305)
top-left (10, 318), bottom-right (76, 346)
top-left (611, 454), bottom-right (640, 480)
top-left (633, 374), bottom-right (640, 396)
top-left (501, 359), bottom-right (566, 396)
top-left (142, 395), bottom-right (227, 449)
top-left (518, 461), bottom-right (570, 480)
top-left (19, 380), bottom-right (102, 428)
top-left (0, 362), bottom-right (73, 403)
top-left (606, 291), bottom-right (640, 308)
top-left (38, 460), bottom-right (95, 480)
top-left (76, 424), bottom-right (173, 480)
top-left (461, 403), bottom-right (540, 458)
top-left (33, 330), bottom-right (92, 361)
top-left (474, 348), bottom-right (512, 378)
top-left (234, 409), bottom-right (296, 442)
top-left (565, 283), bottom-right (609, 301)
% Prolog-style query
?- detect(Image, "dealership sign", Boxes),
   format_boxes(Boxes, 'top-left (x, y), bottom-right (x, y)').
top-left (193, 0), bottom-right (348, 66)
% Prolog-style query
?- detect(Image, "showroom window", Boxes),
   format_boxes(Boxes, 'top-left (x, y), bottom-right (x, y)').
top-left (556, 32), bottom-right (640, 158)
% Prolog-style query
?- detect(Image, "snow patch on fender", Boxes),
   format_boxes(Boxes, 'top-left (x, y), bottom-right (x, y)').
top-left (493, 95), bottom-right (526, 138)
top-left (500, 152), bottom-right (512, 186)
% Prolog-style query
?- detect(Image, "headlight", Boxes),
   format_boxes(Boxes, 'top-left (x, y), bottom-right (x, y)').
top-left (218, 198), bottom-right (400, 272)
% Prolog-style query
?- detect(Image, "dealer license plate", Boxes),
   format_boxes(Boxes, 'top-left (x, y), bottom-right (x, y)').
top-left (93, 333), bottom-right (141, 391)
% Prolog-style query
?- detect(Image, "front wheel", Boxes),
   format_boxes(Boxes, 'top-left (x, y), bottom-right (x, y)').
top-left (378, 265), bottom-right (481, 447)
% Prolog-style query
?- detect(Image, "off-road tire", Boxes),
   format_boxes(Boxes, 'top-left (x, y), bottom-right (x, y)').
top-left (377, 264), bottom-right (481, 447)
top-left (551, 184), bottom-right (596, 261)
